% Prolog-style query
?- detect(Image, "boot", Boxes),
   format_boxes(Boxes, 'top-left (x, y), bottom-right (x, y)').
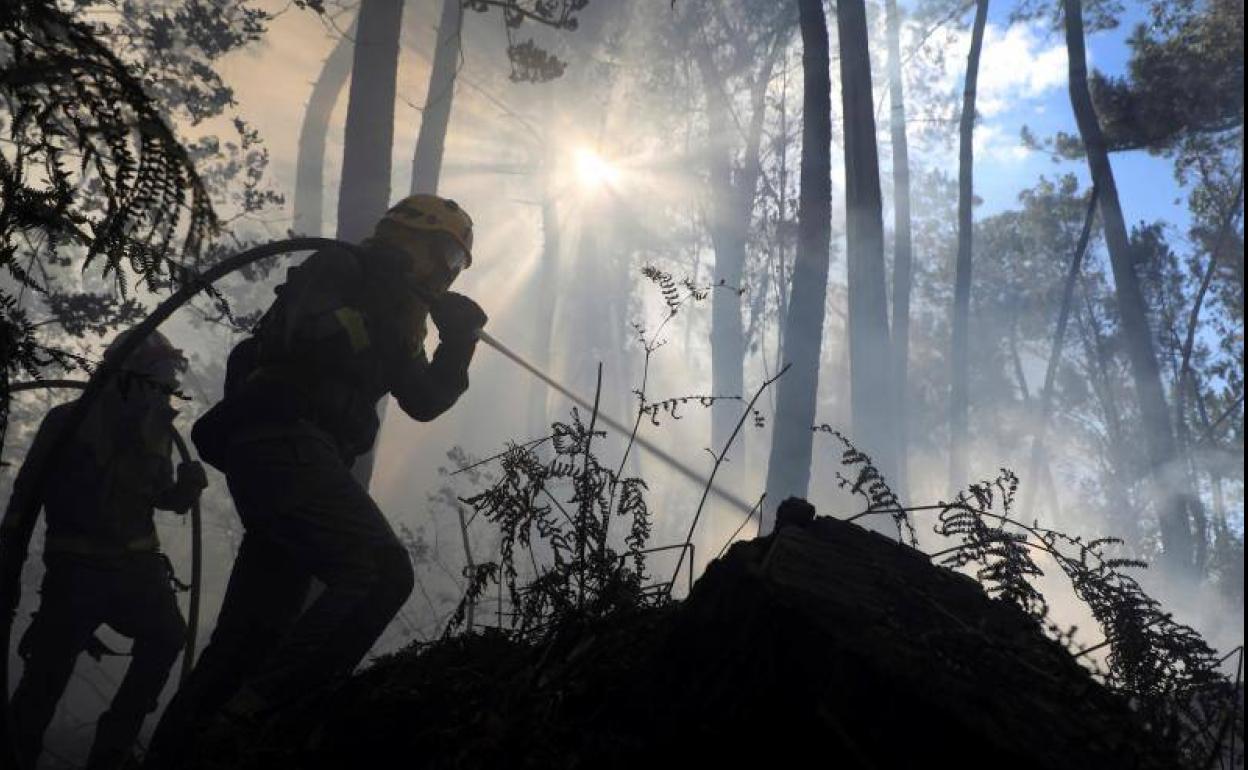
top-left (86, 710), bottom-right (143, 770)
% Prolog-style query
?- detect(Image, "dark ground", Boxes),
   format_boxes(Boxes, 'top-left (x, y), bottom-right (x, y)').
top-left (191, 516), bottom-right (1179, 769)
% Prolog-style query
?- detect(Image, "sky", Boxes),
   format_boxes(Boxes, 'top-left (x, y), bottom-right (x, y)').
top-left (946, 2), bottom-right (1189, 229)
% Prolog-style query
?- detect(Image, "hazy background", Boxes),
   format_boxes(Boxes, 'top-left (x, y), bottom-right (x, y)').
top-left (2, 0), bottom-right (1241, 764)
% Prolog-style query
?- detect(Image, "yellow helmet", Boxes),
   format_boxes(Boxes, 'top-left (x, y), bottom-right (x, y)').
top-left (378, 195), bottom-right (474, 269)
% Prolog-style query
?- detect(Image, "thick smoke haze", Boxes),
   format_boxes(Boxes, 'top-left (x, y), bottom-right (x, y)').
top-left (1, 0), bottom-right (1241, 765)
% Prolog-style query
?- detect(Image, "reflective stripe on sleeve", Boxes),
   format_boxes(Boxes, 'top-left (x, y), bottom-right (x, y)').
top-left (334, 308), bottom-right (371, 352)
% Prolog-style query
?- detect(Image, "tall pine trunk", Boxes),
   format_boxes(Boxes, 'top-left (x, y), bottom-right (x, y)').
top-left (949, 0), bottom-right (988, 493)
top-left (337, 0), bottom-right (403, 243)
top-left (696, 46), bottom-right (747, 464)
top-left (410, 0), bottom-right (462, 195)
top-left (341, 0), bottom-right (404, 487)
top-left (1078, 293), bottom-right (1137, 540)
top-left (885, 0), bottom-right (913, 498)
top-left (763, 0), bottom-right (832, 530)
top-left (354, 0), bottom-right (465, 487)
top-left (293, 22), bottom-right (355, 237)
top-left (1022, 185), bottom-right (1098, 520)
top-left (1064, 0), bottom-right (1194, 574)
top-left (838, 0), bottom-right (896, 485)
top-left (696, 36), bottom-right (780, 472)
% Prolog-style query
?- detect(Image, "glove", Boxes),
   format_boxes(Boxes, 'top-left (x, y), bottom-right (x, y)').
top-left (430, 292), bottom-right (487, 343)
top-left (177, 461), bottom-right (209, 492)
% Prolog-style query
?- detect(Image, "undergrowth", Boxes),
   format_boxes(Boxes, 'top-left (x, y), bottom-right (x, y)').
top-left (827, 427), bottom-right (1241, 769)
top-left (448, 408), bottom-right (658, 640)
top-left (425, 267), bottom-right (1240, 768)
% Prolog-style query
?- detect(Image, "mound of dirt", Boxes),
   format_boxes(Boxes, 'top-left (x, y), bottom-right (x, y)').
top-left (200, 515), bottom-right (1175, 769)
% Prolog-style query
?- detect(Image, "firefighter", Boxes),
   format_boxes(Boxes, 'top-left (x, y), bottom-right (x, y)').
top-left (0, 330), bottom-right (207, 770)
top-left (145, 195), bottom-right (487, 765)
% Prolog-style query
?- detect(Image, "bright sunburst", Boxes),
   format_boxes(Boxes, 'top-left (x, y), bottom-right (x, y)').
top-left (573, 147), bottom-right (621, 190)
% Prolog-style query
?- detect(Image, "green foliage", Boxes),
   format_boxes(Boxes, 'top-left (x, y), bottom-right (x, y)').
top-left (1092, 0), bottom-right (1243, 156)
top-left (463, 0), bottom-right (590, 83)
top-left (0, 0), bottom-right (216, 281)
top-left (41, 293), bottom-right (147, 338)
top-left (0, 0), bottom-right (282, 453)
top-left (0, 0), bottom-right (220, 445)
top-left (1009, 0), bottom-right (1125, 33)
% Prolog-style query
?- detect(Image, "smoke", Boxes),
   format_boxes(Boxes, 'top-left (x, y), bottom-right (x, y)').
top-left (2, 2), bottom-right (1241, 762)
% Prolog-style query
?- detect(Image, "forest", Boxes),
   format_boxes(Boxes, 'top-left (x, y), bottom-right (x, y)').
top-left (0, 0), bottom-right (1243, 767)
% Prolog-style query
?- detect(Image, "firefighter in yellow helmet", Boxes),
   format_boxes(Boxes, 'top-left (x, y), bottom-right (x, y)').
top-left (1, 330), bottom-right (206, 770)
top-left (146, 196), bottom-right (487, 766)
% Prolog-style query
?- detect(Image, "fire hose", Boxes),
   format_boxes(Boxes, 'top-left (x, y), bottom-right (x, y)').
top-left (475, 329), bottom-right (757, 515)
top-left (0, 236), bottom-right (756, 768)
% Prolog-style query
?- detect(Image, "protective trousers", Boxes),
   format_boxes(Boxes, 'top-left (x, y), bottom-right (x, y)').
top-left (11, 554), bottom-right (185, 769)
top-left (146, 430), bottom-right (413, 766)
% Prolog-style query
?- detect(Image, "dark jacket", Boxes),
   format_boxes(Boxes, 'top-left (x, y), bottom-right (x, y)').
top-left (194, 244), bottom-right (474, 465)
top-left (1, 392), bottom-right (198, 560)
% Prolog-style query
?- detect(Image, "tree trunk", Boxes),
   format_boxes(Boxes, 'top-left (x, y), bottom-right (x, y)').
top-left (885, 0), bottom-right (913, 499)
top-left (696, 48), bottom-right (747, 463)
top-left (410, 0), bottom-right (463, 195)
top-left (293, 21), bottom-right (355, 237)
top-left (1192, 384), bottom-right (1227, 560)
top-left (762, 0), bottom-right (832, 531)
top-left (1022, 185), bottom-right (1098, 520)
top-left (339, 0), bottom-right (404, 487)
top-left (696, 34), bottom-right (781, 471)
top-left (949, 0), bottom-right (988, 493)
top-left (1173, 373), bottom-right (1211, 572)
top-left (1077, 291), bottom-right (1137, 541)
top-left (773, 51), bottom-right (792, 382)
top-left (354, 0), bottom-right (463, 486)
top-left (337, 0), bottom-right (403, 243)
top-left (838, 0), bottom-right (896, 486)
top-left (1064, 0), bottom-right (1194, 574)
top-left (528, 152), bottom-right (559, 436)
top-left (1173, 173), bottom-right (1243, 572)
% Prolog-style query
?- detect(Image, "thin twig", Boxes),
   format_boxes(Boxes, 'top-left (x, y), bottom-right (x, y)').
top-left (456, 503), bottom-right (477, 632)
top-left (451, 434), bottom-right (553, 476)
top-left (716, 493), bottom-right (765, 560)
top-left (669, 364), bottom-right (789, 593)
top-left (577, 363), bottom-right (603, 607)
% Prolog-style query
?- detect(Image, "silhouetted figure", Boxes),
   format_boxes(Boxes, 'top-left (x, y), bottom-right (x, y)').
top-left (146, 195), bottom-right (486, 766)
top-left (0, 331), bottom-right (206, 770)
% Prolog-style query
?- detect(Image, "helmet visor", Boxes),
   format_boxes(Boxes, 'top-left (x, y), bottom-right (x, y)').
top-left (435, 235), bottom-right (470, 275)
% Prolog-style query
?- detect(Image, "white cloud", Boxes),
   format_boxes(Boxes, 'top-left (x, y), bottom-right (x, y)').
top-left (974, 123), bottom-right (1033, 165)
top-left (936, 21), bottom-right (1071, 117)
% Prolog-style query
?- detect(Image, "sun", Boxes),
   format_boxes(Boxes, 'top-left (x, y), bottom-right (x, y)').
top-left (573, 147), bottom-right (621, 190)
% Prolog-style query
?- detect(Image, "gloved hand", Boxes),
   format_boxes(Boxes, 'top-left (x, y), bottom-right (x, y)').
top-left (430, 292), bottom-right (487, 343)
top-left (177, 461), bottom-right (209, 492)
